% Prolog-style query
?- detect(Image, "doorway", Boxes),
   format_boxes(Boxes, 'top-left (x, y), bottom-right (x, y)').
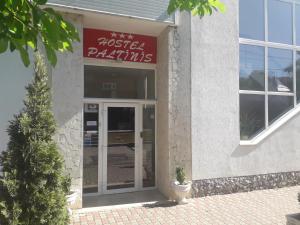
top-left (83, 102), bottom-right (156, 195)
top-left (103, 103), bottom-right (139, 193)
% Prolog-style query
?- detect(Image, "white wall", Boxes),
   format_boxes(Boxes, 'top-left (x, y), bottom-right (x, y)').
top-left (0, 52), bottom-right (33, 153)
top-left (191, 0), bottom-right (300, 180)
top-left (191, 0), bottom-right (239, 180)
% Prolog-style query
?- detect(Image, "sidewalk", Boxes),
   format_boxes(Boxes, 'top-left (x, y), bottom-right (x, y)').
top-left (71, 186), bottom-right (300, 225)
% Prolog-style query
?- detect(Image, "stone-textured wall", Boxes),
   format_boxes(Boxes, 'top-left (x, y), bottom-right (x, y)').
top-left (51, 14), bottom-right (83, 208)
top-left (168, 12), bottom-right (192, 184)
top-left (192, 171), bottom-right (300, 197)
top-left (156, 12), bottom-right (192, 199)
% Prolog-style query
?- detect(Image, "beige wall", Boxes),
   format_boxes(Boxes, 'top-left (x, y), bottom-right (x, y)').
top-left (156, 12), bottom-right (192, 199)
top-left (51, 14), bottom-right (84, 208)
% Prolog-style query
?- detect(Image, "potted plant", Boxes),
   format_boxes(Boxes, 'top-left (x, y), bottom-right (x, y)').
top-left (63, 177), bottom-right (78, 215)
top-left (171, 167), bottom-right (191, 204)
top-left (66, 190), bottom-right (78, 215)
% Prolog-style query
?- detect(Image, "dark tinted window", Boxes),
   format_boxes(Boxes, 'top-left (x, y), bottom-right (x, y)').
top-left (240, 44), bottom-right (265, 91)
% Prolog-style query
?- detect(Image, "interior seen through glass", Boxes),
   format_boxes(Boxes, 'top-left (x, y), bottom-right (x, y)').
top-left (84, 65), bottom-right (155, 99)
top-left (83, 104), bottom-right (99, 193)
top-left (107, 107), bottom-right (135, 190)
top-left (143, 105), bottom-right (156, 187)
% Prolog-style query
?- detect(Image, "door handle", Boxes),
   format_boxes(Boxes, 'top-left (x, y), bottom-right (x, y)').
top-left (140, 131), bottom-right (144, 138)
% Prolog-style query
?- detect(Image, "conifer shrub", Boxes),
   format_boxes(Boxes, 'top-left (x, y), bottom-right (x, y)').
top-left (176, 167), bottom-right (186, 185)
top-left (0, 52), bottom-right (70, 225)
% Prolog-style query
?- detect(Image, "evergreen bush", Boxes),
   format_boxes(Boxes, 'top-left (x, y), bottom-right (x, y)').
top-left (0, 52), bottom-right (70, 225)
top-left (176, 167), bottom-right (186, 185)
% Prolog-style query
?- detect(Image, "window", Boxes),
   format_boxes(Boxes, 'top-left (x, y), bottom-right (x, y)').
top-left (239, 0), bottom-right (264, 40)
top-left (297, 52), bottom-right (300, 102)
top-left (296, 5), bottom-right (300, 45)
top-left (268, 96), bottom-right (293, 124)
top-left (240, 94), bottom-right (265, 140)
top-left (84, 65), bottom-right (155, 99)
top-left (240, 45), bottom-right (265, 91)
top-left (239, 0), bottom-right (299, 140)
top-left (268, 0), bottom-right (293, 44)
top-left (268, 48), bottom-right (293, 93)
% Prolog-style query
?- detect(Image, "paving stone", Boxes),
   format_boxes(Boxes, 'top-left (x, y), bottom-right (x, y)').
top-left (71, 186), bottom-right (300, 225)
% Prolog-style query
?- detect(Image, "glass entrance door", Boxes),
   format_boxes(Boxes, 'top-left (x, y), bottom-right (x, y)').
top-left (83, 102), bottom-right (156, 195)
top-left (103, 104), bottom-right (139, 192)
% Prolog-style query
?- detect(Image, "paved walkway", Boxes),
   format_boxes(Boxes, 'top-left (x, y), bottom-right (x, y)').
top-left (71, 186), bottom-right (300, 225)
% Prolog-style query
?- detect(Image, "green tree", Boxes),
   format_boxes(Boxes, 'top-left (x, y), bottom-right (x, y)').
top-left (168, 0), bottom-right (225, 16)
top-left (0, 0), bottom-right (79, 67)
top-left (0, 52), bottom-right (70, 225)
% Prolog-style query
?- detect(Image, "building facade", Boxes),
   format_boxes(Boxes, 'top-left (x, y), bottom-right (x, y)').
top-left (1, 0), bottom-right (300, 208)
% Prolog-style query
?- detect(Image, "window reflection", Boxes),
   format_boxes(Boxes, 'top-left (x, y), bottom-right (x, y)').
top-left (268, 96), bottom-right (294, 125)
top-left (84, 65), bottom-right (155, 99)
top-left (142, 105), bottom-right (155, 187)
top-left (296, 5), bottom-right (300, 46)
top-left (297, 52), bottom-right (300, 102)
top-left (240, 44), bottom-right (265, 91)
top-left (268, 48), bottom-right (293, 93)
top-left (240, 94), bottom-right (265, 140)
top-left (239, 0), bottom-right (264, 40)
top-left (239, 0), bottom-right (299, 140)
top-left (268, 0), bottom-right (293, 44)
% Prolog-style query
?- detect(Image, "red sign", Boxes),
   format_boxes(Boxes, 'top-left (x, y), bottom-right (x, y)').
top-left (83, 28), bottom-right (157, 64)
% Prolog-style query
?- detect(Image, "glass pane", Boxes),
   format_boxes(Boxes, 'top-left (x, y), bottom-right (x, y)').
top-left (297, 52), bottom-right (300, 103)
top-left (143, 105), bottom-right (155, 187)
top-left (84, 65), bottom-right (155, 99)
top-left (83, 104), bottom-right (99, 193)
top-left (107, 107), bottom-right (135, 190)
top-left (268, 0), bottom-right (293, 44)
top-left (268, 48), bottom-right (293, 92)
top-left (268, 95), bottom-right (294, 125)
top-left (147, 72), bottom-right (155, 99)
top-left (240, 44), bottom-right (265, 91)
top-left (240, 94), bottom-right (265, 140)
top-left (239, 0), bottom-right (264, 40)
top-left (296, 5), bottom-right (300, 46)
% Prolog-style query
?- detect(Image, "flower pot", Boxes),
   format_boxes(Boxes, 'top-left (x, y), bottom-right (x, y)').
top-left (66, 190), bottom-right (78, 215)
top-left (171, 180), bottom-right (191, 204)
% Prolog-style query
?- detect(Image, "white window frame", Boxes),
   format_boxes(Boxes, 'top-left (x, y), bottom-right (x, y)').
top-left (239, 0), bottom-right (300, 145)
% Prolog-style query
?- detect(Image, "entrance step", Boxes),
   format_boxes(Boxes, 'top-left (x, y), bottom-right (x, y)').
top-left (80, 190), bottom-right (167, 212)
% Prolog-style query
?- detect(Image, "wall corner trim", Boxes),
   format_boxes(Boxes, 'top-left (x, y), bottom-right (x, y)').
top-left (240, 104), bottom-right (300, 146)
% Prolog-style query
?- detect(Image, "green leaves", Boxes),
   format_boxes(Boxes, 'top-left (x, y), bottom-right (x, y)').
top-left (0, 0), bottom-right (80, 67)
top-left (45, 44), bottom-right (57, 66)
top-left (168, 0), bottom-right (226, 17)
top-left (18, 45), bottom-right (30, 67)
top-left (0, 39), bottom-right (8, 53)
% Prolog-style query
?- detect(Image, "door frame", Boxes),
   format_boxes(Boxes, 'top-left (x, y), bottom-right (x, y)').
top-left (83, 99), bottom-right (157, 197)
top-left (102, 102), bottom-right (141, 194)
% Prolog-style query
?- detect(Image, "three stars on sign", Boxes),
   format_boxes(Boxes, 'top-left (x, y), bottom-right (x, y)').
top-left (111, 32), bottom-right (134, 39)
